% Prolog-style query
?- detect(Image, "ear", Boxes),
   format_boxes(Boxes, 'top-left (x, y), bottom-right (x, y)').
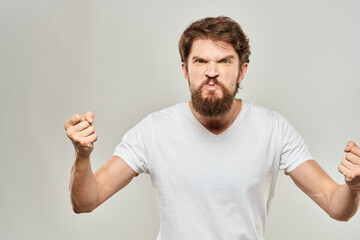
top-left (236, 63), bottom-right (248, 84)
top-left (181, 62), bottom-right (189, 83)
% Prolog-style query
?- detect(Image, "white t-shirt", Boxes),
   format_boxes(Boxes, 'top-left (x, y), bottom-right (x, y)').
top-left (113, 100), bottom-right (313, 240)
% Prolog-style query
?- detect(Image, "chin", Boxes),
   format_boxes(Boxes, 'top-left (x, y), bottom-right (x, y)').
top-left (204, 96), bottom-right (221, 102)
top-left (202, 92), bottom-right (223, 101)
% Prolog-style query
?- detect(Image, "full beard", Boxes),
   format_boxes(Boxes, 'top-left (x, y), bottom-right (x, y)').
top-left (191, 78), bottom-right (238, 117)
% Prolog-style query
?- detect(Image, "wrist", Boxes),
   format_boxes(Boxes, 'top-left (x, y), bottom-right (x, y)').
top-left (73, 153), bottom-right (92, 172)
top-left (75, 151), bottom-right (91, 161)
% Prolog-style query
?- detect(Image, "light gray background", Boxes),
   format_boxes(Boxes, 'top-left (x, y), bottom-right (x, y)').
top-left (1, 0), bottom-right (359, 239)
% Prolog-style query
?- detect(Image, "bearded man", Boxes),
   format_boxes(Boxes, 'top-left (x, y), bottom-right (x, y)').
top-left (64, 16), bottom-right (360, 240)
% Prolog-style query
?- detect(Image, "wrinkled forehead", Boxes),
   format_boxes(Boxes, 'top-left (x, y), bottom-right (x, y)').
top-left (189, 39), bottom-right (239, 61)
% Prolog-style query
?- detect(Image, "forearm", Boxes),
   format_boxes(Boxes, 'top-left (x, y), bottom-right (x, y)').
top-left (328, 184), bottom-right (359, 221)
top-left (69, 154), bottom-right (99, 213)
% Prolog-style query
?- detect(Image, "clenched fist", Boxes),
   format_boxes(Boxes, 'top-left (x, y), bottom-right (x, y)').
top-left (64, 111), bottom-right (98, 158)
top-left (338, 141), bottom-right (360, 192)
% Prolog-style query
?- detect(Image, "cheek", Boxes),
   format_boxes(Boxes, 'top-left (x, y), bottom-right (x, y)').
top-left (188, 67), bottom-right (205, 85)
top-left (188, 67), bottom-right (205, 79)
top-left (220, 67), bottom-right (239, 82)
top-left (188, 77), bottom-right (201, 93)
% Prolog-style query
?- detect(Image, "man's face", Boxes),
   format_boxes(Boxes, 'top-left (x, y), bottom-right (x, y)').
top-left (182, 39), bottom-right (248, 117)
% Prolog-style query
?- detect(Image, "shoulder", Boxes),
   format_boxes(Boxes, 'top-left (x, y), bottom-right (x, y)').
top-left (129, 102), bottom-right (189, 130)
top-left (122, 102), bottom-right (189, 140)
top-left (147, 102), bottom-right (189, 122)
top-left (243, 101), bottom-right (298, 135)
top-left (243, 100), bottom-right (281, 121)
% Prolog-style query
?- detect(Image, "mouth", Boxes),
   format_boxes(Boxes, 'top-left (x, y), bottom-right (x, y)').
top-left (204, 79), bottom-right (220, 91)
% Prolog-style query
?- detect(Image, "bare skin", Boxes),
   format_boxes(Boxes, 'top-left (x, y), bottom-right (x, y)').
top-left (65, 112), bottom-right (137, 213)
top-left (289, 158), bottom-right (359, 221)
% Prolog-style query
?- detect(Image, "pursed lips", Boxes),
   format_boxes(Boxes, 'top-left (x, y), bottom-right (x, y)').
top-left (203, 79), bottom-right (220, 91)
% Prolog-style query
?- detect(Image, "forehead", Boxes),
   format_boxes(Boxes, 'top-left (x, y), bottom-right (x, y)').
top-left (189, 39), bottom-right (238, 60)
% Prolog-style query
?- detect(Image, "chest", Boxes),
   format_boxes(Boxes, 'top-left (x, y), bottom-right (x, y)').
top-left (149, 129), bottom-right (281, 200)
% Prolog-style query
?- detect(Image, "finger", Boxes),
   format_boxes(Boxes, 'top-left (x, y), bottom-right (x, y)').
top-left (344, 140), bottom-right (357, 152)
top-left (72, 120), bottom-right (91, 132)
top-left (338, 164), bottom-right (359, 182)
top-left (345, 152), bottom-right (360, 165)
top-left (64, 114), bottom-right (86, 130)
top-left (72, 132), bottom-right (97, 148)
top-left (79, 125), bottom-right (95, 137)
top-left (341, 158), bottom-right (356, 170)
top-left (85, 132), bottom-right (98, 143)
top-left (338, 164), bottom-right (352, 178)
top-left (350, 145), bottom-right (360, 158)
top-left (85, 111), bottom-right (94, 125)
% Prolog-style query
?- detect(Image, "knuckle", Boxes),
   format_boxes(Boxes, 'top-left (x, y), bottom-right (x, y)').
top-left (73, 114), bottom-right (81, 121)
top-left (66, 129), bottom-right (77, 139)
top-left (87, 110), bottom-right (94, 117)
top-left (79, 139), bottom-right (87, 146)
top-left (71, 133), bottom-right (81, 142)
top-left (66, 130), bottom-right (72, 138)
top-left (348, 172), bottom-right (355, 180)
top-left (354, 146), bottom-right (360, 153)
top-left (83, 121), bottom-right (90, 128)
top-left (341, 158), bottom-right (347, 165)
top-left (73, 138), bottom-right (81, 145)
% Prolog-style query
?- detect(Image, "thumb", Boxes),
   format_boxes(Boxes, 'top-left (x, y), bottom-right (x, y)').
top-left (344, 140), bottom-right (357, 152)
top-left (85, 111), bottom-right (94, 124)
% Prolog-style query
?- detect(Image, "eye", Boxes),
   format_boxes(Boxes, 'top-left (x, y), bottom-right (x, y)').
top-left (196, 59), bottom-right (205, 63)
top-left (221, 59), bottom-right (230, 64)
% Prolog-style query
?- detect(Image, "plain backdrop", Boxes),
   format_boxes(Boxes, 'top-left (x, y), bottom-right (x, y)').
top-left (1, 0), bottom-right (359, 239)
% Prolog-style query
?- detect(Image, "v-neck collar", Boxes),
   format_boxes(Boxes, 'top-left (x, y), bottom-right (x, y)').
top-left (186, 99), bottom-right (247, 138)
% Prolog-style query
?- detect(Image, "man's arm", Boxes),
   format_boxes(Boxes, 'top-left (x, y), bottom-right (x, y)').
top-left (288, 141), bottom-right (360, 221)
top-left (65, 111), bottom-right (138, 213)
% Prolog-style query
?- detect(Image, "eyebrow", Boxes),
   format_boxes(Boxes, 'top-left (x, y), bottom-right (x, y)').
top-left (191, 56), bottom-right (204, 61)
top-left (220, 55), bottom-right (235, 60)
top-left (191, 55), bottom-right (235, 61)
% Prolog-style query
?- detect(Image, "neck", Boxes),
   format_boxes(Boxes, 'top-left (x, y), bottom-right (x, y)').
top-left (190, 99), bottom-right (242, 135)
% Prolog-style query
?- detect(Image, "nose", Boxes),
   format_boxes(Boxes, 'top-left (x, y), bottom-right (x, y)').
top-left (205, 61), bottom-right (219, 78)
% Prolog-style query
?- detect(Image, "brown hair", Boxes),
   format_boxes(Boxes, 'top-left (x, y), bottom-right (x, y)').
top-left (179, 16), bottom-right (251, 68)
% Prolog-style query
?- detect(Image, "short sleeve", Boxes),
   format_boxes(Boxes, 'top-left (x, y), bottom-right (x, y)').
top-left (278, 114), bottom-right (313, 173)
top-left (113, 115), bottom-right (153, 175)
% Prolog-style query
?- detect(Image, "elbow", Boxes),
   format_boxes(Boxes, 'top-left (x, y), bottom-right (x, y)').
top-left (72, 204), bottom-right (96, 214)
top-left (329, 210), bottom-right (357, 222)
top-left (330, 215), bottom-right (352, 222)
top-left (330, 214), bottom-right (348, 222)
top-left (72, 207), bottom-right (84, 214)
top-left (71, 199), bottom-right (97, 214)
top-left (326, 189), bottom-right (359, 222)
top-left (72, 207), bottom-right (94, 214)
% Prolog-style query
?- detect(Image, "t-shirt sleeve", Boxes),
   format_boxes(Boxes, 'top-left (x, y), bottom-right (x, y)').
top-left (113, 115), bottom-right (153, 175)
top-left (278, 114), bottom-right (313, 173)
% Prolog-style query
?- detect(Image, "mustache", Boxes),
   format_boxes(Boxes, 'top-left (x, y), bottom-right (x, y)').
top-left (204, 78), bottom-right (221, 86)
